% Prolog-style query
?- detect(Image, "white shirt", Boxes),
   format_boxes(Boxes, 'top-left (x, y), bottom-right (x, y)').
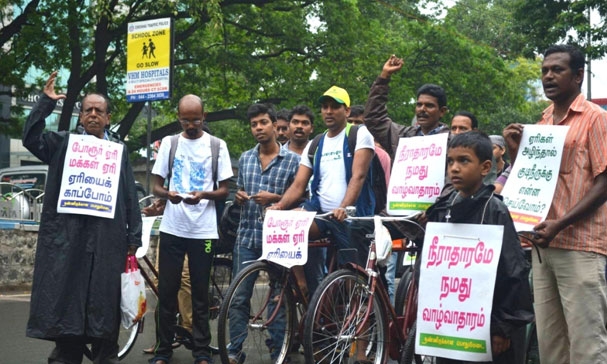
top-left (152, 133), bottom-right (233, 239)
top-left (300, 125), bottom-right (374, 211)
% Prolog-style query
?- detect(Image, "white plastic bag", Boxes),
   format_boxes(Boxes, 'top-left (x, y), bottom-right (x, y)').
top-left (120, 255), bottom-right (147, 329)
top-left (374, 215), bottom-right (393, 267)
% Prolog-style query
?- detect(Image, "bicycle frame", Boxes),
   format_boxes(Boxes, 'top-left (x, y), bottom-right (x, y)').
top-left (248, 238), bottom-right (336, 330)
top-left (326, 214), bottom-right (424, 361)
top-left (338, 240), bottom-right (420, 360)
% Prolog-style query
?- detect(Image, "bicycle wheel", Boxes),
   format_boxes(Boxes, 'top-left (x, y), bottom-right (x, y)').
top-left (217, 260), bottom-right (296, 364)
top-left (209, 256), bottom-right (232, 353)
top-left (83, 319), bottom-right (141, 360)
top-left (303, 269), bottom-right (389, 364)
top-left (394, 266), bottom-right (413, 316)
top-left (401, 320), bottom-right (424, 364)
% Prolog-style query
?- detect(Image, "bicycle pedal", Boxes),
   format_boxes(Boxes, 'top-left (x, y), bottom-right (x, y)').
top-left (173, 325), bottom-right (194, 350)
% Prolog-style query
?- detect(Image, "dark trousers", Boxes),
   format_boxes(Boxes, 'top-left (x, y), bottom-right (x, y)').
top-left (48, 336), bottom-right (118, 364)
top-left (155, 232), bottom-right (213, 361)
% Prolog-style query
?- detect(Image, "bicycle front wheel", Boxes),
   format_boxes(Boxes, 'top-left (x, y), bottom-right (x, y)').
top-left (217, 260), bottom-right (296, 364)
top-left (303, 269), bottom-right (389, 364)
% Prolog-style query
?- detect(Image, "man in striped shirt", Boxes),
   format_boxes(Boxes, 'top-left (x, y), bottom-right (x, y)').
top-left (504, 44), bottom-right (607, 364)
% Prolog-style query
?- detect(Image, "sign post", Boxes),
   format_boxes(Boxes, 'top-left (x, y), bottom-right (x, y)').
top-left (126, 17), bottom-right (173, 193)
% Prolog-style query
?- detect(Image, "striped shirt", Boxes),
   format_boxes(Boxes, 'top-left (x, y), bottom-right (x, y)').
top-left (236, 145), bottom-right (300, 250)
top-left (539, 93), bottom-right (607, 254)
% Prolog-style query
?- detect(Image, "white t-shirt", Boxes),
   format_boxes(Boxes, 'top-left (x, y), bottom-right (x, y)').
top-left (301, 125), bottom-right (374, 211)
top-left (152, 133), bottom-right (233, 239)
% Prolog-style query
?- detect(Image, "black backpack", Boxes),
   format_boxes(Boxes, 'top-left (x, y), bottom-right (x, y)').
top-left (307, 125), bottom-right (387, 214)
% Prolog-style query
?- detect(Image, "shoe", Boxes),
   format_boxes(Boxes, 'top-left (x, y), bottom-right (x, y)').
top-left (149, 358), bottom-right (169, 364)
top-left (228, 353), bottom-right (245, 364)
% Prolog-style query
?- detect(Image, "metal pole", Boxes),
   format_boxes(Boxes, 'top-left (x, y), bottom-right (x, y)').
top-left (146, 101), bottom-right (152, 195)
top-left (587, 7), bottom-right (592, 99)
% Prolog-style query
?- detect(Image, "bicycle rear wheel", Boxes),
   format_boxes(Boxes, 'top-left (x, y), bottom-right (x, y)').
top-left (209, 256), bottom-right (232, 353)
top-left (303, 269), bottom-right (389, 364)
top-left (401, 320), bottom-right (424, 364)
top-left (217, 260), bottom-right (296, 364)
top-left (394, 266), bottom-right (413, 316)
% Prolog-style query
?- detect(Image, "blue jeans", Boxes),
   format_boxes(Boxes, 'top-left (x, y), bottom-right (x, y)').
top-left (228, 244), bottom-right (286, 360)
top-left (385, 252), bottom-right (398, 305)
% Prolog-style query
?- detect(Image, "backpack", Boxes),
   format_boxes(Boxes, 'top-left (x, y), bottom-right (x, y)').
top-left (307, 124), bottom-right (386, 214)
top-left (167, 134), bottom-right (233, 254)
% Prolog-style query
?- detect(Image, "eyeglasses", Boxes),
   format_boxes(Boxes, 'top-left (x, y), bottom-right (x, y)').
top-left (82, 107), bottom-right (108, 116)
top-left (179, 119), bottom-right (203, 125)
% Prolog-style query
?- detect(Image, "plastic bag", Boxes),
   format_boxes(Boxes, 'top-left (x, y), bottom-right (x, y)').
top-left (120, 255), bottom-right (147, 329)
top-left (374, 215), bottom-right (393, 267)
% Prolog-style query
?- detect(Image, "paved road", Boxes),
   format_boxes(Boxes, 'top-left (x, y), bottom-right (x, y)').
top-left (0, 291), bottom-right (309, 364)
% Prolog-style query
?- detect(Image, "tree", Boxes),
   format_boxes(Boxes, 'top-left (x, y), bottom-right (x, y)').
top-left (512, 0), bottom-right (607, 59)
top-left (1, 0), bottom-right (541, 158)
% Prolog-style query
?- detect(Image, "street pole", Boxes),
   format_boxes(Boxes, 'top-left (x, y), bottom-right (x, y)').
top-left (587, 6), bottom-right (592, 100)
top-left (146, 101), bottom-right (152, 195)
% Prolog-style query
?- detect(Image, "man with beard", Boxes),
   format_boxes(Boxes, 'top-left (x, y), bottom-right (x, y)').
top-left (282, 105), bottom-right (315, 156)
top-left (149, 94), bottom-right (233, 364)
top-left (364, 54), bottom-right (449, 161)
top-left (504, 44), bottom-right (607, 364)
top-left (270, 86), bottom-right (376, 298)
top-left (275, 108), bottom-right (291, 145)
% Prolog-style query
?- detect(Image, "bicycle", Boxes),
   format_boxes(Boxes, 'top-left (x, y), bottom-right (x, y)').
top-left (302, 213), bottom-right (428, 364)
top-left (83, 210), bottom-right (233, 360)
top-left (216, 211), bottom-right (349, 364)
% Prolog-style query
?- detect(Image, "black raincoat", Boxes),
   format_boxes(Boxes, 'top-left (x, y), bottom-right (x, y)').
top-left (23, 94), bottom-right (142, 340)
top-left (425, 184), bottom-right (534, 364)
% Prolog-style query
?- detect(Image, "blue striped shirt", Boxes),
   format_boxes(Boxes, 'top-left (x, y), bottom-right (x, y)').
top-left (236, 145), bottom-right (300, 250)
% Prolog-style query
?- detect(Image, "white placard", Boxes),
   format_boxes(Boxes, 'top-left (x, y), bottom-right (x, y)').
top-left (501, 125), bottom-right (569, 231)
top-left (416, 222), bottom-right (503, 362)
top-left (58, 135), bottom-right (123, 219)
top-left (261, 210), bottom-right (316, 268)
top-left (387, 133), bottom-right (448, 216)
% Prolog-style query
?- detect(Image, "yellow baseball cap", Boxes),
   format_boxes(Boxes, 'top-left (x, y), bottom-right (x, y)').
top-left (318, 85), bottom-right (350, 107)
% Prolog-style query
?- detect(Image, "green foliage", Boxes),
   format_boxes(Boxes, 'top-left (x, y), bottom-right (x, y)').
top-left (512, 0), bottom-right (607, 59)
top-left (1, 0), bottom-right (554, 158)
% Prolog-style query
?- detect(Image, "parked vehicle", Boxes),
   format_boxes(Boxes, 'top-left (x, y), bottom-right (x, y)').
top-left (0, 165), bottom-right (48, 220)
top-left (0, 165), bottom-right (148, 220)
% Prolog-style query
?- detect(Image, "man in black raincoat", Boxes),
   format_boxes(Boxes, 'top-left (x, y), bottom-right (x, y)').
top-left (22, 71), bottom-right (142, 363)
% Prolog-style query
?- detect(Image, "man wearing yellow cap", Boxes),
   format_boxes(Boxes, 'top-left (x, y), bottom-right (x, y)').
top-left (270, 85), bottom-right (376, 296)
